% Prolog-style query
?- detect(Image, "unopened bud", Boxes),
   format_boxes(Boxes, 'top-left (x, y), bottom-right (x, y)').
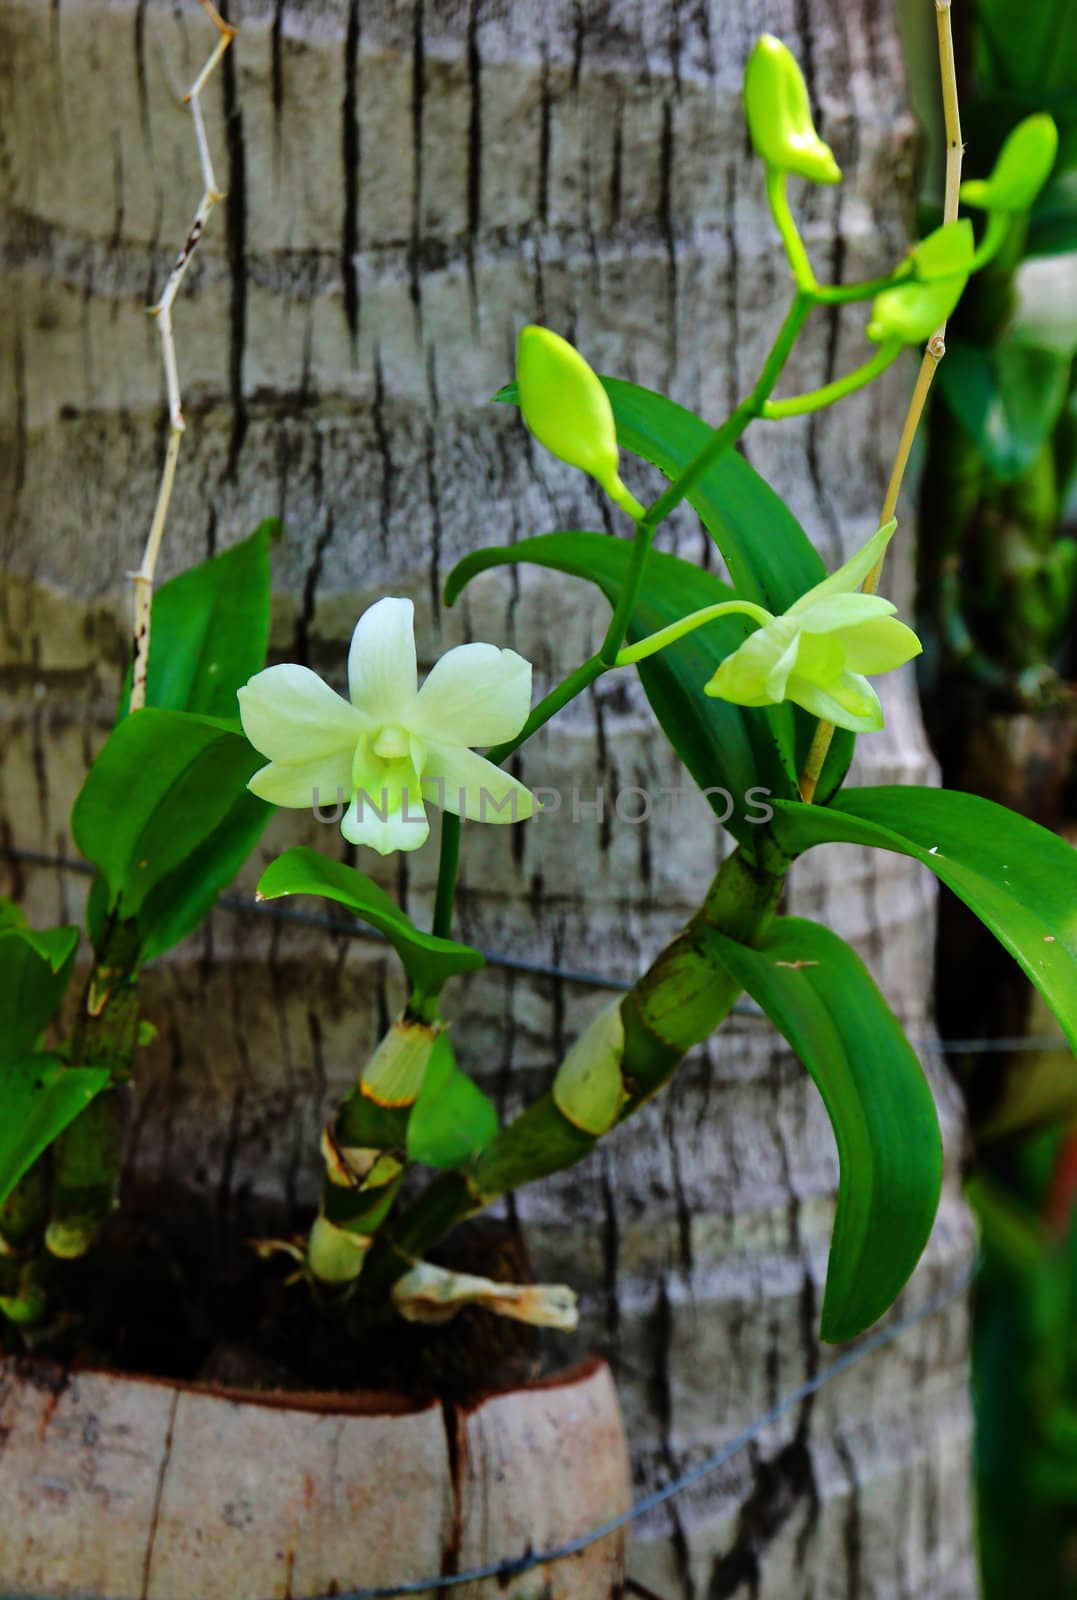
top-left (743, 35), bottom-right (842, 186)
top-left (960, 115), bottom-right (1058, 215)
top-left (867, 221), bottom-right (973, 345)
top-left (516, 326), bottom-right (641, 517)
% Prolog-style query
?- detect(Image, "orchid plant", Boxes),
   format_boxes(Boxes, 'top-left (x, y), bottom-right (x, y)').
top-left (2, 21), bottom-right (1075, 1347)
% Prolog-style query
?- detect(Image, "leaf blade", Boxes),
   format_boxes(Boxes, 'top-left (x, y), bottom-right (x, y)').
top-left (0, 1056), bottom-right (110, 1209)
top-left (406, 1034), bottom-right (499, 1169)
top-left (256, 847), bottom-right (485, 995)
top-left (772, 787), bottom-right (1077, 1053)
top-left (708, 916), bottom-right (943, 1341)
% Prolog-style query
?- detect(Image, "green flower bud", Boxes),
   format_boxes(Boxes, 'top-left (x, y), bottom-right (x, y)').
top-left (960, 115), bottom-right (1058, 215)
top-left (552, 999), bottom-right (626, 1136)
top-left (867, 221), bottom-right (973, 344)
top-left (516, 326), bottom-right (641, 516)
top-left (743, 34), bottom-right (842, 186)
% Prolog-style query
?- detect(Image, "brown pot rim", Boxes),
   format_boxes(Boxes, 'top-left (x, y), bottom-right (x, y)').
top-left (2, 1348), bottom-right (610, 1419)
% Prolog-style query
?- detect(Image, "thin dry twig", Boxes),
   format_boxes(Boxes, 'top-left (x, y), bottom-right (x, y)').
top-left (129, 0), bottom-right (236, 712)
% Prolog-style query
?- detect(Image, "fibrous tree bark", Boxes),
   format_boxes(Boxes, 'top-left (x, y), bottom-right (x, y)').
top-left (0, 1), bottom-right (978, 1593)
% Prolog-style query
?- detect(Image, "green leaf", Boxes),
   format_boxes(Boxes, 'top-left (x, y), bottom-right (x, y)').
top-left (121, 520), bottom-right (278, 720)
top-left (975, 0), bottom-right (1077, 97)
top-left (938, 341), bottom-right (1072, 481)
top-left (0, 927), bottom-right (79, 1062)
top-left (447, 532), bottom-right (802, 844)
top-left (0, 899), bottom-right (27, 932)
top-left (135, 791), bottom-right (269, 962)
top-left (406, 1034), bottom-right (499, 1169)
top-left (707, 916), bottom-right (943, 1341)
top-left (0, 1055), bottom-right (109, 1209)
top-left (256, 847), bottom-right (485, 996)
top-left (771, 788), bottom-right (1077, 1054)
top-left (72, 709), bottom-right (263, 919)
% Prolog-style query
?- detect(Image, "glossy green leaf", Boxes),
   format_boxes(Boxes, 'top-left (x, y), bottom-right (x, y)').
top-left (447, 532), bottom-right (803, 844)
top-left (0, 927), bottom-right (79, 1062)
top-left (72, 709), bottom-right (263, 919)
top-left (771, 788), bottom-right (1077, 1053)
top-left (406, 1034), bottom-right (499, 1169)
top-left (121, 520), bottom-right (278, 720)
top-left (0, 900), bottom-right (27, 932)
top-left (256, 847), bottom-right (485, 996)
top-left (975, 0), bottom-right (1077, 98)
top-left (0, 1055), bottom-right (109, 1209)
top-left (136, 792), bottom-right (270, 962)
top-left (938, 341), bottom-right (1072, 481)
top-left (495, 379), bottom-right (856, 800)
top-left (707, 916), bottom-right (942, 1341)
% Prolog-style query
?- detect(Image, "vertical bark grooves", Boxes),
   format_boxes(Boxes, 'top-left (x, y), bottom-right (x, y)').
top-left (1, 1), bottom-right (974, 1593)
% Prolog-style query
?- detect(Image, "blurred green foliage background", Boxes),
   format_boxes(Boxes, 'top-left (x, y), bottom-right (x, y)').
top-left (902, 2), bottom-right (1077, 1594)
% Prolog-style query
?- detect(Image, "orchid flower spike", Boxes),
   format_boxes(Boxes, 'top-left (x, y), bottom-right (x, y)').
top-left (615, 520), bottom-right (921, 733)
top-left (238, 598), bottom-right (534, 855)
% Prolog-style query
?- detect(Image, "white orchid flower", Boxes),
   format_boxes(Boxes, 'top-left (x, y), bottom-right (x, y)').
top-left (615, 519), bottom-right (922, 734)
top-left (238, 598), bottom-right (534, 855)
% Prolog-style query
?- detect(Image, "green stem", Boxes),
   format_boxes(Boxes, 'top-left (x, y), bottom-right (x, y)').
top-left (431, 815), bottom-right (461, 941)
top-left (615, 599), bottom-right (772, 667)
top-left (46, 915), bottom-right (142, 1262)
top-left (762, 340), bottom-right (902, 419)
top-left (486, 653), bottom-right (606, 767)
top-left (766, 166), bottom-right (816, 291)
top-left (362, 843), bottom-right (787, 1297)
top-left (812, 265), bottom-right (914, 304)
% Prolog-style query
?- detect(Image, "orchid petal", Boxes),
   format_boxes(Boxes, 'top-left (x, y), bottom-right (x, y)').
top-left (764, 632), bottom-right (801, 701)
top-left (347, 598), bottom-right (418, 719)
top-left (410, 643), bottom-right (532, 747)
top-left (248, 749), bottom-right (354, 810)
top-left (787, 520), bottom-right (897, 614)
top-left (706, 618), bottom-right (794, 706)
top-left (424, 744), bottom-right (534, 825)
top-left (787, 670), bottom-right (884, 732)
top-left (795, 593), bottom-right (897, 633)
top-left (239, 665), bottom-right (366, 762)
top-left (841, 616), bottom-right (923, 674)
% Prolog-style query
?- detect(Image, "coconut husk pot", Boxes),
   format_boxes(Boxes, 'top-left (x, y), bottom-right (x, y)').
top-left (0, 1352), bottom-right (630, 1599)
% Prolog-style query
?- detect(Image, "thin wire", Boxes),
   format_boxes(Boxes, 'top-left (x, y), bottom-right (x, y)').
top-left (3, 848), bottom-right (1071, 1051)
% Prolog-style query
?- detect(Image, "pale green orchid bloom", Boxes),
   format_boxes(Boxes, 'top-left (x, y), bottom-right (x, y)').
top-left (616, 520), bottom-right (921, 734)
top-left (238, 598), bottom-right (534, 855)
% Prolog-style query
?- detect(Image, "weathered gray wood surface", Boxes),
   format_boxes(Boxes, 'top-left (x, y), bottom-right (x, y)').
top-left (1, 0), bottom-right (978, 1593)
top-left (0, 1356), bottom-right (629, 1597)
